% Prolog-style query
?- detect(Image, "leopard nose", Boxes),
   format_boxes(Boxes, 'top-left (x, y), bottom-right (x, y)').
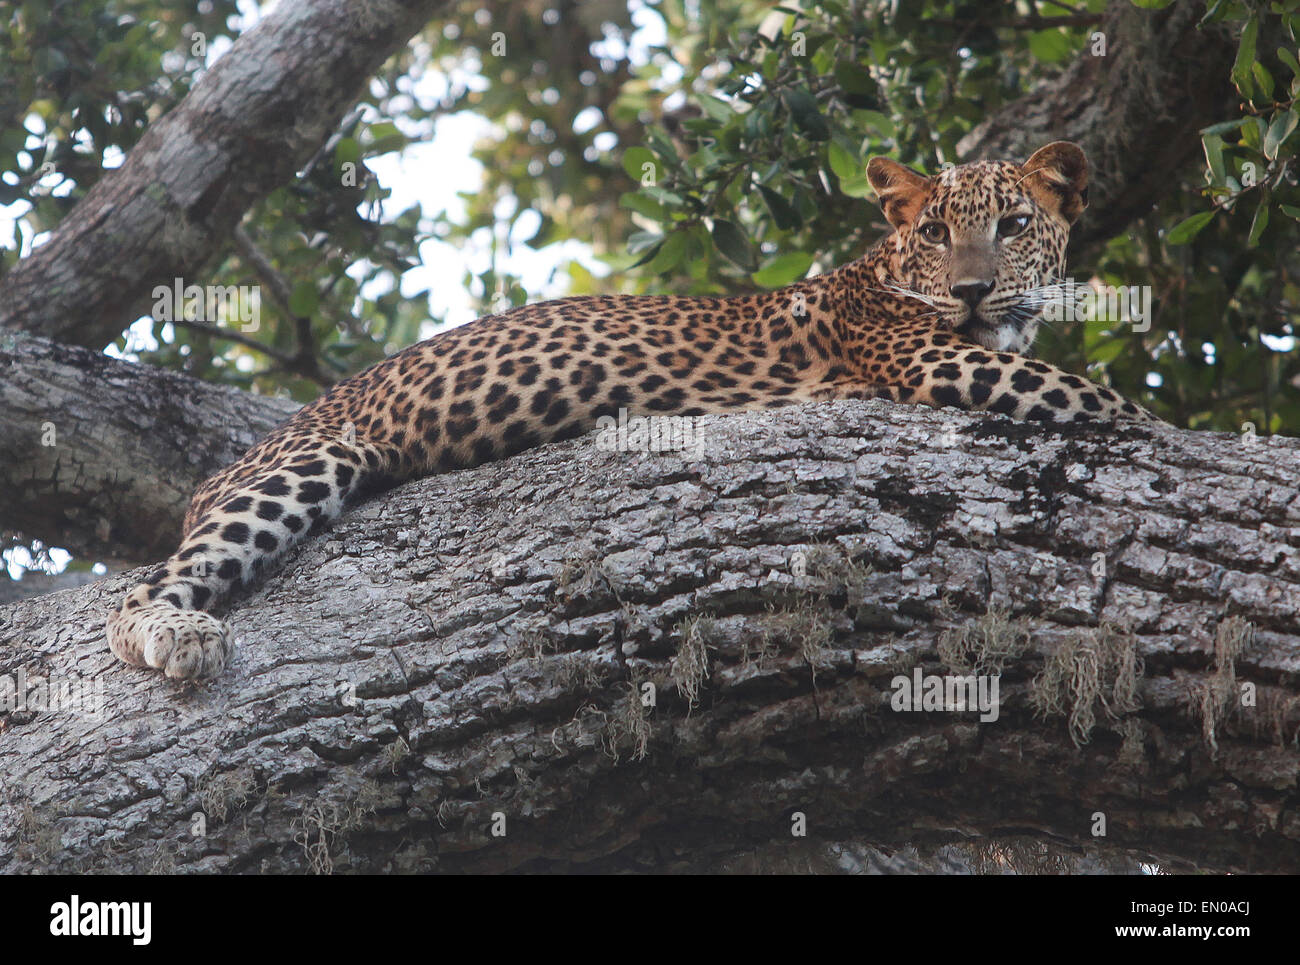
top-left (950, 280), bottom-right (993, 307)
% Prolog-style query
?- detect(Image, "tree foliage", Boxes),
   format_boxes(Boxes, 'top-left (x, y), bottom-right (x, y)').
top-left (612, 0), bottom-right (1300, 432)
top-left (5, 0), bottom-right (1297, 431)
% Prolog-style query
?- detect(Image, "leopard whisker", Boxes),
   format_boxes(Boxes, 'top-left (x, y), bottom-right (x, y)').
top-left (872, 282), bottom-right (960, 310)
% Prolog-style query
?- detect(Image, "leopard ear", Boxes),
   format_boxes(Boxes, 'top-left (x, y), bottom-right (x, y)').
top-left (1021, 141), bottom-right (1088, 224)
top-left (867, 157), bottom-right (932, 229)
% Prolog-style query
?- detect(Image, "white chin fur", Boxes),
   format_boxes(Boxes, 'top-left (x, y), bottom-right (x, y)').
top-left (971, 319), bottom-right (1038, 354)
top-left (969, 324), bottom-right (1022, 353)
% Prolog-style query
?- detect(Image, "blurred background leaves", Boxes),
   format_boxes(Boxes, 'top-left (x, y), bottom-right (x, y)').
top-left (1, 0), bottom-right (1296, 438)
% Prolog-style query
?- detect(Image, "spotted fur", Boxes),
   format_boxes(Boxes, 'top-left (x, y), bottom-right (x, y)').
top-left (107, 141), bottom-right (1154, 679)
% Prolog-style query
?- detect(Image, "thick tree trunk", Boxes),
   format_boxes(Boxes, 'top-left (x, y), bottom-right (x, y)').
top-left (959, 0), bottom-right (1240, 252)
top-left (1, 400), bottom-right (1297, 874)
top-left (0, 0), bottom-right (450, 349)
top-left (0, 331), bottom-right (297, 562)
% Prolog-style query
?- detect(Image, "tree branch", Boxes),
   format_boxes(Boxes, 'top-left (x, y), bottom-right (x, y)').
top-left (0, 0), bottom-right (452, 349)
top-left (2, 400), bottom-right (1297, 873)
top-left (229, 225), bottom-right (342, 387)
top-left (0, 331), bottom-right (297, 561)
top-left (165, 315), bottom-right (310, 375)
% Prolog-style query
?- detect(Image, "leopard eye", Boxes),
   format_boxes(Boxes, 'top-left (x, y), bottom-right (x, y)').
top-left (919, 221), bottom-right (949, 245)
top-left (997, 214), bottom-right (1031, 238)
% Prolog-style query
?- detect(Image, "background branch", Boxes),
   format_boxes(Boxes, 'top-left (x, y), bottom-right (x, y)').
top-left (0, 0), bottom-right (452, 349)
top-left (0, 331), bottom-right (298, 561)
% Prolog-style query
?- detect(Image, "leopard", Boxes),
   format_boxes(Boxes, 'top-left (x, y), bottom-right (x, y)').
top-left (106, 140), bottom-right (1155, 680)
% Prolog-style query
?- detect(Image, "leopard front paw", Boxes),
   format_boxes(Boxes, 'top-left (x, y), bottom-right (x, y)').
top-left (106, 602), bottom-right (233, 680)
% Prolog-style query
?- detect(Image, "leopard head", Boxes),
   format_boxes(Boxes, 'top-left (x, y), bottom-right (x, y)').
top-left (866, 142), bottom-right (1088, 353)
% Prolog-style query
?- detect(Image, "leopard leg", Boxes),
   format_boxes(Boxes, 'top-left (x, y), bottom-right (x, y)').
top-left (894, 345), bottom-right (1157, 423)
top-left (107, 423), bottom-right (387, 679)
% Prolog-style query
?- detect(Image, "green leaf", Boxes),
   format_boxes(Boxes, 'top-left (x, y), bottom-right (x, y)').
top-left (289, 280), bottom-right (319, 317)
top-left (645, 129), bottom-right (680, 168)
top-left (833, 60), bottom-right (874, 97)
top-left (628, 241), bottom-right (664, 269)
top-left (1232, 15), bottom-right (1259, 98)
top-left (1199, 0), bottom-right (1228, 25)
top-left (645, 230), bottom-right (689, 274)
top-left (791, 186), bottom-right (819, 221)
top-left (642, 185), bottom-right (685, 206)
top-left (1087, 337), bottom-right (1127, 365)
top-left (1252, 61), bottom-right (1275, 99)
top-left (752, 251), bottom-right (813, 288)
top-left (1278, 203), bottom-right (1300, 220)
top-left (622, 146), bottom-right (658, 185)
top-left (1203, 134), bottom-right (1226, 184)
top-left (334, 137), bottom-right (361, 168)
top-left (743, 105), bottom-right (772, 141)
top-left (1028, 28), bottom-right (1072, 63)
top-left (366, 121), bottom-right (398, 142)
top-left (1241, 116), bottom-right (1265, 151)
top-left (1200, 118), bottom-right (1247, 137)
top-left (324, 340), bottom-right (367, 357)
top-left (1248, 199), bottom-right (1270, 247)
top-left (1279, 47), bottom-right (1300, 77)
top-left (619, 191), bottom-right (665, 222)
top-left (853, 109), bottom-right (895, 138)
top-left (1131, 0), bottom-right (1175, 7)
top-left (697, 95), bottom-right (735, 124)
top-left (757, 184), bottom-right (802, 231)
top-left (711, 219), bottom-right (757, 270)
top-left (827, 140), bottom-right (861, 181)
top-left (365, 122), bottom-right (407, 156)
top-left (627, 230), bottom-right (664, 255)
top-left (523, 213), bottom-right (558, 249)
top-left (1264, 108), bottom-right (1298, 160)
top-left (783, 89), bottom-right (830, 141)
top-left (1166, 210), bottom-right (1217, 245)
top-left (838, 175), bottom-right (875, 199)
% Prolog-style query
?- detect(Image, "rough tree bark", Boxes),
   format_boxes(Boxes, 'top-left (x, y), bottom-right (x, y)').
top-left (958, 0), bottom-right (1240, 252)
top-left (0, 331), bottom-right (298, 562)
top-left (1, 400), bottom-right (1297, 874)
top-left (0, 0), bottom-right (451, 349)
